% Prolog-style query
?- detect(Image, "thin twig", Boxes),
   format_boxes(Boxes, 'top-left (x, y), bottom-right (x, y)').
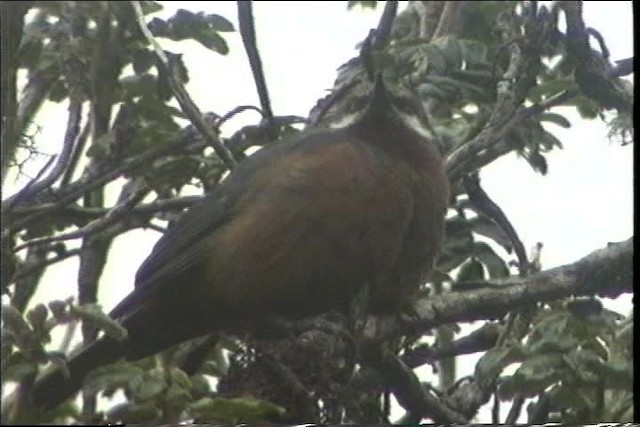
top-left (14, 187), bottom-right (148, 252)
top-left (11, 195), bottom-right (201, 219)
top-left (5, 128), bottom-right (208, 234)
top-left (130, 1), bottom-right (236, 169)
top-left (505, 394), bottom-right (525, 424)
top-left (445, 8), bottom-right (546, 183)
top-left (12, 248), bottom-right (82, 283)
top-left (3, 94), bottom-right (82, 213)
top-left (237, 1), bottom-right (275, 134)
top-left (60, 119), bottom-right (90, 187)
top-left (216, 105), bottom-right (264, 129)
top-left (2, 155), bottom-right (57, 212)
top-left (585, 27), bottom-right (610, 60)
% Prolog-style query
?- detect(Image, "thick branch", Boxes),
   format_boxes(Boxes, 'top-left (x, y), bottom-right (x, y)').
top-left (407, 238), bottom-right (632, 334)
top-left (365, 237), bottom-right (630, 421)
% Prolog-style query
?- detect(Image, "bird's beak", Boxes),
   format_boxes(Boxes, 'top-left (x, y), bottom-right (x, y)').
top-left (363, 73), bottom-right (391, 120)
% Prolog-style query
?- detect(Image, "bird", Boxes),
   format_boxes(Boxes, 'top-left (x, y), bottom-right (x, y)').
top-left (26, 74), bottom-right (450, 412)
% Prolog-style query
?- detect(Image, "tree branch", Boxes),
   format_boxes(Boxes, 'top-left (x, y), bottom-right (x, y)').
top-left (237, 1), bottom-right (275, 134)
top-left (406, 238), bottom-right (632, 334)
top-left (130, 1), bottom-right (236, 170)
top-left (402, 322), bottom-right (501, 369)
top-left (4, 116), bottom-right (215, 234)
top-left (431, 0), bottom-right (464, 40)
top-left (360, 339), bottom-right (468, 423)
top-left (10, 195), bottom-right (201, 221)
top-left (14, 186), bottom-right (149, 252)
top-left (3, 93), bottom-right (83, 214)
top-left (371, 1), bottom-right (398, 50)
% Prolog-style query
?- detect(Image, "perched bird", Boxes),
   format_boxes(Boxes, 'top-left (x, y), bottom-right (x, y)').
top-left (27, 75), bottom-right (450, 411)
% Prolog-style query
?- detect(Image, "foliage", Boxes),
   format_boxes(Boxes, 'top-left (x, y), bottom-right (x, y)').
top-left (1, 0), bottom-right (632, 425)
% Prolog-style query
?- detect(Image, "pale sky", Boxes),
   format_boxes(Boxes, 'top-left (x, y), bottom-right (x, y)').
top-left (4, 1), bottom-right (633, 423)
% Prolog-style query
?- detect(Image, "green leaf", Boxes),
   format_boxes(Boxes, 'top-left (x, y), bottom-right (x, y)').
top-left (535, 129), bottom-right (564, 152)
top-left (414, 44), bottom-right (449, 76)
top-left (573, 95), bottom-right (601, 119)
top-left (200, 359), bottom-right (226, 377)
top-left (499, 353), bottom-right (564, 398)
top-left (425, 74), bottom-right (492, 103)
top-left (206, 14), bottom-right (235, 32)
top-left (107, 402), bottom-right (161, 424)
top-left (26, 304), bottom-right (51, 343)
top-left (132, 49), bottom-right (156, 75)
top-left (417, 82), bottom-right (450, 100)
top-left (193, 28), bottom-right (229, 54)
top-left (475, 345), bottom-right (524, 387)
top-left (431, 36), bottom-right (463, 69)
top-left (162, 384), bottom-right (192, 414)
top-left (458, 39), bottom-right (489, 65)
top-left (527, 78), bottom-right (575, 104)
top-left (1, 304), bottom-right (44, 356)
top-left (473, 241), bottom-right (509, 279)
top-left (523, 150), bottom-right (548, 175)
top-left (539, 112), bottom-right (571, 128)
top-left (562, 349), bottom-right (603, 383)
top-left (599, 361), bottom-right (633, 390)
top-left (47, 300), bottom-right (69, 320)
top-left (449, 68), bottom-right (495, 91)
top-left (527, 311), bottom-right (571, 352)
top-left (525, 334), bottom-right (579, 356)
top-left (566, 298), bottom-right (602, 318)
top-left (149, 9), bottom-right (231, 54)
top-left (437, 214), bottom-right (475, 272)
top-left (549, 383), bottom-right (592, 411)
top-left (84, 362), bottom-right (145, 395)
top-left (188, 397), bottom-right (286, 424)
top-left (467, 216), bottom-right (512, 253)
top-left (139, 0), bottom-right (164, 15)
top-left (190, 374), bottom-right (212, 398)
top-left (69, 304), bottom-right (127, 342)
top-left (169, 367), bottom-right (192, 390)
top-left (26, 304), bottom-right (48, 333)
top-left (456, 257), bottom-right (485, 282)
top-left (120, 73), bottom-right (159, 99)
top-left (130, 368), bottom-right (167, 400)
top-left (86, 131), bottom-right (117, 159)
top-left (48, 80), bottom-right (68, 103)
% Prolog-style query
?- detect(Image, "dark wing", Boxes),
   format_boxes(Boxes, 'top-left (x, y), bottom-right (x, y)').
top-left (109, 137), bottom-right (301, 320)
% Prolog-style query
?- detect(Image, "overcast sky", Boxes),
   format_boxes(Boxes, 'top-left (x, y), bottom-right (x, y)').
top-left (4, 1), bottom-right (633, 422)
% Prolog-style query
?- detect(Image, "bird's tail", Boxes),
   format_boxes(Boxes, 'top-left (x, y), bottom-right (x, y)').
top-left (28, 336), bottom-right (124, 412)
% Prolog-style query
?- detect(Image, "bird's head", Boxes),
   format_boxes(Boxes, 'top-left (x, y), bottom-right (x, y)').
top-left (326, 74), bottom-right (435, 142)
